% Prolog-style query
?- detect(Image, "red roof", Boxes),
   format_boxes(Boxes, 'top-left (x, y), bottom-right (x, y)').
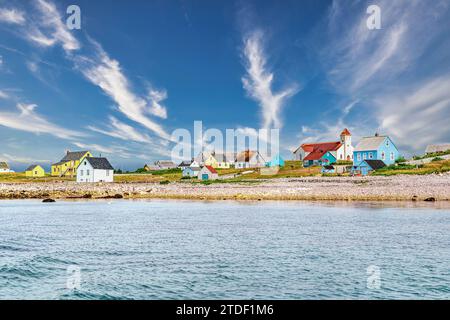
top-left (341, 128), bottom-right (351, 136)
top-left (302, 142), bottom-right (342, 161)
top-left (205, 165), bottom-right (218, 174)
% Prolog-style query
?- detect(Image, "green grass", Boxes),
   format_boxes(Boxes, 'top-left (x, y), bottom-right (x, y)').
top-left (413, 150), bottom-right (450, 160)
top-left (373, 160), bottom-right (450, 176)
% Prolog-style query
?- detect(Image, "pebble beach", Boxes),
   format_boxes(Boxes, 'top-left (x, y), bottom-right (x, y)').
top-left (1, 174), bottom-right (450, 201)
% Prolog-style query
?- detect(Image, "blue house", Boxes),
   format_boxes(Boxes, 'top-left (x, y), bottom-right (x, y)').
top-left (355, 160), bottom-right (387, 176)
top-left (266, 154), bottom-right (285, 167)
top-left (182, 166), bottom-right (201, 178)
top-left (321, 151), bottom-right (337, 166)
top-left (352, 134), bottom-right (399, 175)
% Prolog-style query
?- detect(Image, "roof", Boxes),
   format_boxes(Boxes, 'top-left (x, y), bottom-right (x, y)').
top-left (354, 136), bottom-right (387, 152)
top-left (85, 157), bottom-right (114, 170)
top-left (155, 160), bottom-right (175, 166)
top-left (184, 166), bottom-right (201, 172)
top-left (362, 160), bottom-right (386, 170)
top-left (212, 153), bottom-right (228, 162)
top-left (0, 162), bottom-right (9, 169)
top-left (425, 144), bottom-right (450, 154)
top-left (62, 151), bottom-right (89, 161)
top-left (204, 165), bottom-right (218, 174)
top-left (26, 165), bottom-right (40, 171)
top-left (302, 142), bottom-right (342, 161)
top-left (178, 160), bottom-right (193, 167)
top-left (341, 128), bottom-right (351, 136)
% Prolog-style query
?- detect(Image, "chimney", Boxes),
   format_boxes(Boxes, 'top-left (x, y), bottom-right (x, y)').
top-left (375, 132), bottom-right (379, 137)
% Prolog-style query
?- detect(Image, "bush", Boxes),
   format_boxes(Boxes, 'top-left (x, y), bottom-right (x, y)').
top-left (159, 180), bottom-right (170, 185)
top-left (151, 168), bottom-right (181, 175)
top-left (181, 176), bottom-right (193, 180)
top-left (432, 157), bottom-right (444, 162)
top-left (395, 156), bottom-right (407, 163)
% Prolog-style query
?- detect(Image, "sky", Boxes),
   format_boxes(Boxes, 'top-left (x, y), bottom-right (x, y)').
top-left (1, 0), bottom-right (450, 171)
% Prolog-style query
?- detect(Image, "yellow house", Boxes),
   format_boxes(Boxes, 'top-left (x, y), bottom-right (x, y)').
top-left (51, 151), bottom-right (92, 177)
top-left (204, 154), bottom-right (218, 168)
top-left (25, 165), bottom-right (45, 177)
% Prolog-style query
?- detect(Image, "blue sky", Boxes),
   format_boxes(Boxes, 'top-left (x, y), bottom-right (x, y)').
top-left (1, 0), bottom-right (450, 171)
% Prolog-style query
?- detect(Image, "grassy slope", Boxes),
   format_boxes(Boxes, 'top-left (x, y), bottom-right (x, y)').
top-left (373, 160), bottom-right (450, 176)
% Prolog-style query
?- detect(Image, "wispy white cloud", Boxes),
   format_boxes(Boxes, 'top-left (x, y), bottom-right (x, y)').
top-left (74, 41), bottom-right (171, 140)
top-left (0, 103), bottom-right (85, 139)
top-left (0, 153), bottom-right (50, 164)
top-left (0, 90), bottom-right (8, 99)
top-left (315, 0), bottom-right (450, 152)
top-left (242, 31), bottom-right (299, 129)
top-left (147, 88), bottom-right (168, 119)
top-left (374, 76), bottom-right (450, 152)
top-left (28, 0), bottom-right (80, 52)
top-left (87, 116), bottom-right (154, 144)
top-left (0, 8), bottom-right (25, 25)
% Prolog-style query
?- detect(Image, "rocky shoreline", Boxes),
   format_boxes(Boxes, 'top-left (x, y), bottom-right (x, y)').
top-left (1, 174), bottom-right (450, 202)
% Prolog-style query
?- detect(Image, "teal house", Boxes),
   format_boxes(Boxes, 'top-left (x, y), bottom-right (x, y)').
top-left (266, 154), bottom-right (285, 167)
top-left (321, 152), bottom-right (336, 166)
top-left (352, 134), bottom-right (399, 175)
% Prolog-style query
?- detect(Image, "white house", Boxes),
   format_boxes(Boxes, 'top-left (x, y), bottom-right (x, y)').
top-left (198, 165), bottom-right (219, 180)
top-left (76, 157), bottom-right (114, 183)
top-left (0, 162), bottom-right (14, 173)
top-left (235, 150), bottom-right (266, 168)
top-left (293, 128), bottom-right (354, 162)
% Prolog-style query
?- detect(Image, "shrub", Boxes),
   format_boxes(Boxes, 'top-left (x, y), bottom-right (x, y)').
top-left (395, 156), bottom-right (407, 163)
top-left (432, 157), bottom-right (444, 162)
top-left (159, 180), bottom-right (170, 185)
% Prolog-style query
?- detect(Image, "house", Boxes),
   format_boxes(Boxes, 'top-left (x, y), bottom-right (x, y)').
top-left (182, 166), bottom-right (201, 178)
top-left (76, 157), bottom-right (114, 183)
top-left (194, 151), bottom-right (212, 166)
top-left (293, 128), bottom-right (354, 163)
top-left (0, 162), bottom-right (14, 173)
top-left (25, 165), bottom-right (45, 177)
top-left (266, 154), bottom-right (285, 167)
top-left (212, 153), bottom-right (235, 169)
top-left (425, 144), bottom-right (450, 154)
top-left (178, 160), bottom-right (193, 169)
top-left (154, 160), bottom-right (177, 170)
top-left (51, 151), bottom-right (92, 177)
top-left (190, 160), bottom-right (200, 168)
top-left (143, 164), bottom-right (160, 171)
top-left (353, 134), bottom-right (399, 167)
top-left (301, 141), bottom-right (342, 167)
top-left (235, 150), bottom-right (266, 168)
top-left (198, 165), bottom-right (219, 181)
top-left (352, 160), bottom-right (386, 176)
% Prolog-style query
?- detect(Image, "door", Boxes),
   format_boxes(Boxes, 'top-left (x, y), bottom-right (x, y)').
top-left (202, 174), bottom-right (209, 181)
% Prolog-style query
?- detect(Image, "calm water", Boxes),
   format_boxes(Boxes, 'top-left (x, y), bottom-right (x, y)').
top-left (0, 200), bottom-right (449, 300)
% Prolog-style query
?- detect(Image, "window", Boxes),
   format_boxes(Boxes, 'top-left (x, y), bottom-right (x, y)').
top-left (386, 140), bottom-right (390, 147)
top-left (363, 153), bottom-right (367, 160)
top-left (340, 154), bottom-right (343, 160)
top-left (390, 152), bottom-right (394, 161)
top-left (106, 170), bottom-right (109, 176)
top-left (80, 170), bottom-right (84, 176)
top-left (357, 153), bottom-right (361, 161)
top-left (369, 152), bottom-right (373, 159)
top-left (382, 152), bottom-right (385, 160)
top-left (87, 170), bottom-right (90, 176)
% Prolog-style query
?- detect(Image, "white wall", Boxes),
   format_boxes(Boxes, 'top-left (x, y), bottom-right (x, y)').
top-left (77, 161), bottom-right (114, 183)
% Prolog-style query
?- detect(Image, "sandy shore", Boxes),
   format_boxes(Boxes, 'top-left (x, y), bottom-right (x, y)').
top-left (1, 173), bottom-right (450, 201)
